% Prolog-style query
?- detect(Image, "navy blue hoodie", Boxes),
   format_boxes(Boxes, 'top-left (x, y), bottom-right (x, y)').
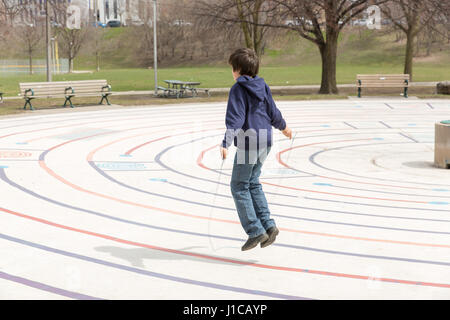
top-left (222, 75), bottom-right (286, 150)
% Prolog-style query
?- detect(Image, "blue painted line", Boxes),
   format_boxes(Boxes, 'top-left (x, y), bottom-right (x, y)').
top-left (432, 189), bottom-right (449, 192)
top-left (0, 165), bottom-right (8, 168)
top-left (149, 178), bottom-right (168, 182)
top-left (373, 138), bottom-right (384, 141)
top-left (320, 125), bottom-right (331, 127)
top-left (313, 183), bottom-right (333, 187)
top-left (16, 142), bottom-right (28, 145)
top-left (429, 201), bottom-right (449, 205)
top-left (407, 123), bottom-right (417, 126)
top-left (120, 154), bottom-right (132, 157)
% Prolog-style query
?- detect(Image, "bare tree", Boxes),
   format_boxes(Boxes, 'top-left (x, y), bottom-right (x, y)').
top-left (0, 0), bottom-right (23, 26)
top-left (379, 0), bottom-right (443, 81)
top-left (57, 27), bottom-right (89, 73)
top-left (197, 0), bottom-right (389, 94)
top-left (196, 0), bottom-right (272, 57)
top-left (17, 25), bottom-right (43, 74)
top-left (258, 0), bottom-right (393, 94)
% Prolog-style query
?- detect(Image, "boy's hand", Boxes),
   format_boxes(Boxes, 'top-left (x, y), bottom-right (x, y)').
top-left (220, 147), bottom-right (228, 160)
top-left (282, 126), bottom-right (293, 139)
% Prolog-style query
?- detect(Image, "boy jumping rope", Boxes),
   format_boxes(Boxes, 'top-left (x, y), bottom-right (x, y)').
top-left (220, 48), bottom-right (292, 251)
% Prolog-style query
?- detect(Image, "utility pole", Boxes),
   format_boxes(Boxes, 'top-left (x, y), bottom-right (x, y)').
top-left (153, 0), bottom-right (158, 94)
top-left (45, 0), bottom-right (52, 82)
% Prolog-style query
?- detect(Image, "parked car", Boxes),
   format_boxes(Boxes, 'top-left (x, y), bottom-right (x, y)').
top-left (353, 19), bottom-right (367, 26)
top-left (95, 21), bottom-right (107, 28)
top-left (284, 17), bottom-right (313, 27)
top-left (172, 20), bottom-right (192, 26)
top-left (106, 20), bottom-right (121, 28)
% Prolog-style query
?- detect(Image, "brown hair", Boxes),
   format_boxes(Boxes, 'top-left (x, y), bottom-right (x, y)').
top-left (228, 48), bottom-right (259, 78)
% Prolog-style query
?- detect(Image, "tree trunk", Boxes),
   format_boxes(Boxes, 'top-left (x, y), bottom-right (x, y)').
top-left (69, 57), bottom-right (74, 73)
top-left (404, 30), bottom-right (414, 81)
top-left (318, 35), bottom-right (339, 94)
top-left (29, 53), bottom-right (33, 75)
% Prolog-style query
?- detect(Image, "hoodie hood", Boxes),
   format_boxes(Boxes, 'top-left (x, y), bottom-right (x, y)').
top-left (236, 75), bottom-right (267, 102)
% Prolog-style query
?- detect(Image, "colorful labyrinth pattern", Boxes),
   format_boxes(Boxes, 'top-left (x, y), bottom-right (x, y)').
top-left (1, 99), bottom-right (450, 300)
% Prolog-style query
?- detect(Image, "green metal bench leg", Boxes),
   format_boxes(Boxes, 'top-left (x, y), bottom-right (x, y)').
top-left (100, 94), bottom-right (111, 105)
top-left (63, 96), bottom-right (74, 108)
top-left (357, 87), bottom-right (362, 98)
top-left (23, 98), bottom-right (34, 110)
top-left (404, 87), bottom-right (408, 98)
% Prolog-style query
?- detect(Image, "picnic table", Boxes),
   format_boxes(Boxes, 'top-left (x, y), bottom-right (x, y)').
top-left (157, 80), bottom-right (209, 98)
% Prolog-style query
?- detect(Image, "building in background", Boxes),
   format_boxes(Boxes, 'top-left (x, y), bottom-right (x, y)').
top-left (11, 0), bottom-right (156, 27)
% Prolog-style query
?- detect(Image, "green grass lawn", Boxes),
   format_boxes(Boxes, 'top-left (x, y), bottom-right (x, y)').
top-left (1, 63), bottom-right (448, 97)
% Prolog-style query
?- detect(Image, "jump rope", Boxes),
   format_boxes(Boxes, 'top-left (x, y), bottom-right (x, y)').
top-left (207, 131), bottom-right (298, 251)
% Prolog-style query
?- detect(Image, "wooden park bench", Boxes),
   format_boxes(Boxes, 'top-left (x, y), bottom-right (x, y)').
top-left (356, 74), bottom-right (410, 98)
top-left (19, 80), bottom-right (112, 110)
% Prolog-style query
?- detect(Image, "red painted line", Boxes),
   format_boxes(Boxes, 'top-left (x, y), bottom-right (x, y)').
top-left (277, 142), bottom-right (433, 191)
top-left (21, 123), bottom-right (446, 251)
top-left (2, 205), bottom-right (450, 289)
top-left (5, 116), bottom-right (450, 289)
top-left (200, 138), bottom-right (430, 204)
top-left (124, 126), bottom-right (222, 156)
top-left (196, 144), bottom-right (450, 249)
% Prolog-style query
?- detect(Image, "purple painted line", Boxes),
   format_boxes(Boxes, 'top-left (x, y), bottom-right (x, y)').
top-left (0, 271), bottom-right (102, 300)
top-left (399, 132), bottom-right (420, 143)
top-left (343, 122), bottom-right (358, 129)
top-left (385, 103), bottom-right (394, 109)
top-left (427, 103), bottom-right (434, 110)
top-left (307, 141), bottom-right (450, 188)
top-left (0, 233), bottom-right (310, 300)
top-left (379, 121), bottom-right (392, 129)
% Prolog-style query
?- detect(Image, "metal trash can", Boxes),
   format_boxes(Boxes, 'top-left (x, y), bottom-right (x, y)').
top-left (435, 120), bottom-right (450, 169)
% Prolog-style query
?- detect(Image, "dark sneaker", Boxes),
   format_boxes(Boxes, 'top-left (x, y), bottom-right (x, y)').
top-left (241, 233), bottom-right (269, 251)
top-left (260, 227), bottom-right (279, 248)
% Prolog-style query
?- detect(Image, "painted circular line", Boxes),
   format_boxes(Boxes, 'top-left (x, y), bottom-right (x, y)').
top-left (85, 128), bottom-right (450, 239)
top-left (2, 207), bottom-right (449, 289)
top-left (83, 133), bottom-right (450, 242)
top-left (7, 110), bottom-right (450, 284)
top-left (210, 130), bottom-right (443, 191)
top-left (85, 162), bottom-right (450, 249)
top-left (156, 135), bottom-right (450, 229)
top-left (0, 233), bottom-right (307, 300)
top-left (274, 140), bottom-right (439, 204)
top-left (279, 140), bottom-right (450, 189)
top-left (307, 141), bottom-right (450, 189)
top-left (198, 140), bottom-right (446, 202)
top-left (5, 166), bottom-right (449, 269)
top-left (121, 125), bottom-right (412, 158)
top-left (199, 141), bottom-right (449, 208)
top-left (197, 143), bottom-right (450, 222)
top-left (25, 128), bottom-right (450, 276)
top-left (0, 270), bottom-right (103, 300)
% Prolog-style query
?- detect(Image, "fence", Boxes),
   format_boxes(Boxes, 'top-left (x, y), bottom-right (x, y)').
top-left (0, 59), bottom-right (69, 74)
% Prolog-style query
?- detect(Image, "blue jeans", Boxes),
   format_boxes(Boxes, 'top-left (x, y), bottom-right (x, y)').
top-left (230, 147), bottom-right (276, 238)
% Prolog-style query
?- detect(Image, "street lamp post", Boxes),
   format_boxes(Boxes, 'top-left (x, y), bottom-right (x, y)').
top-left (153, 0), bottom-right (158, 95)
top-left (45, 0), bottom-right (52, 82)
